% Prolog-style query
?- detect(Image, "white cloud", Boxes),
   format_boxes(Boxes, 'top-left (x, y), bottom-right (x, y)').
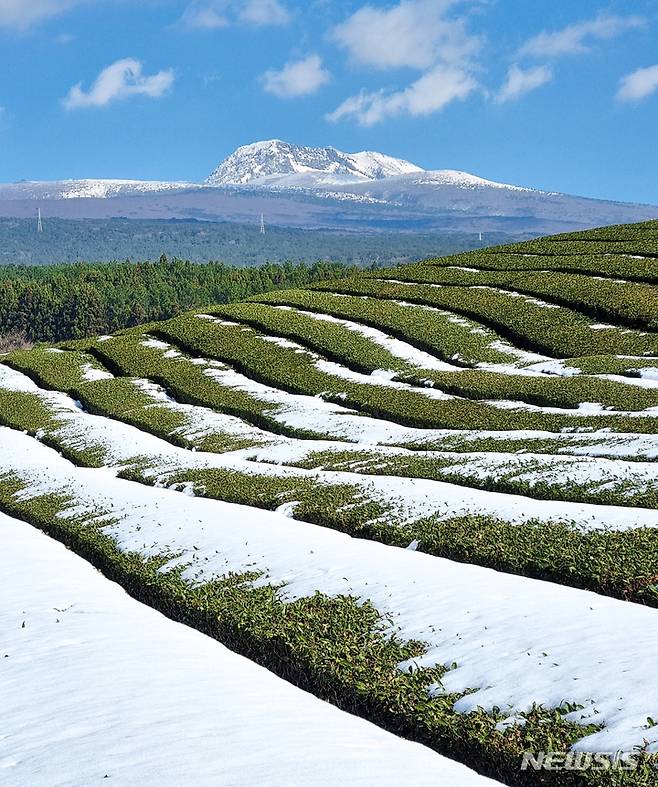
top-left (180, 4), bottom-right (228, 30)
top-left (62, 58), bottom-right (174, 110)
top-left (262, 55), bottom-right (331, 98)
top-left (328, 1), bottom-right (479, 126)
top-left (518, 14), bottom-right (644, 59)
top-left (238, 0), bottom-right (289, 26)
top-left (327, 64), bottom-right (476, 126)
top-left (496, 64), bottom-right (552, 103)
top-left (330, 0), bottom-right (479, 71)
top-left (0, 0), bottom-right (80, 30)
top-left (617, 64), bottom-right (658, 103)
top-left (179, 0), bottom-right (289, 30)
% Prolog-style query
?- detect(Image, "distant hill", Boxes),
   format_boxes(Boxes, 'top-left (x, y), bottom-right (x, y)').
top-left (1, 140), bottom-right (657, 236)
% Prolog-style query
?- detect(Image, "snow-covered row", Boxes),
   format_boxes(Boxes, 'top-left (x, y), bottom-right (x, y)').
top-left (269, 306), bottom-right (461, 371)
top-left (132, 379), bottom-right (276, 447)
top-left (21, 350), bottom-right (658, 456)
top-left (199, 359), bottom-right (658, 454)
top-left (2, 429), bottom-right (658, 755)
top-left (194, 321), bottom-right (658, 415)
top-left (265, 304), bottom-right (658, 390)
top-left (0, 355), bottom-right (276, 450)
top-left (2, 365), bottom-right (658, 530)
top-left (0, 511), bottom-right (498, 786)
top-left (331, 293), bottom-right (551, 366)
top-left (237, 440), bottom-right (658, 500)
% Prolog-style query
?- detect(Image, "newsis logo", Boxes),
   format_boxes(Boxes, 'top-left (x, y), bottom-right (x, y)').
top-left (520, 751), bottom-right (640, 772)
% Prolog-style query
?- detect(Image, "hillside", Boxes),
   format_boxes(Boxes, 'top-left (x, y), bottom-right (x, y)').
top-left (2, 220), bottom-right (658, 785)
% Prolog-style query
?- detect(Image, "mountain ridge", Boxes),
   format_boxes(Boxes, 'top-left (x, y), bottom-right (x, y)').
top-left (1, 139), bottom-right (657, 236)
top-left (205, 139), bottom-right (424, 186)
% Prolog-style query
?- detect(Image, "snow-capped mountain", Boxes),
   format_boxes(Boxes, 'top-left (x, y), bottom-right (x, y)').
top-left (206, 140), bottom-right (423, 187)
top-left (1, 139), bottom-right (657, 235)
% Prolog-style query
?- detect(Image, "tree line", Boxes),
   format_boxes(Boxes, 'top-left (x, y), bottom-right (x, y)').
top-left (0, 258), bottom-right (355, 343)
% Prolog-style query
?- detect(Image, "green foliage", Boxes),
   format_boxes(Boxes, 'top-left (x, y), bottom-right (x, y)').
top-left (3, 219), bottom-right (658, 785)
top-left (374, 265), bottom-right (658, 331)
top-left (4, 336), bottom-right (323, 443)
top-left (7, 347), bottom-right (109, 389)
top-left (428, 251), bottom-right (658, 284)
top-left (1, 378), bottom-right (656, 607)
top-left (293, 447), bottom-right (658, 510)
top-left (311, 277), bottom-right (658, 358)
top-left (251, 287), bottom-right (516, 365)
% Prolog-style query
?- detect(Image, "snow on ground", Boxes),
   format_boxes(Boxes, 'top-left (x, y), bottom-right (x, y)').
top-left (201, 361), bottom-right (467, 443)
top-left (2, 430), bottom-right (658, 755)
top-left (148, 356), bottom-right (658, 455)
top-left (0, 511), bottom-right (497, 786)
top-left (81, 362), bottom-right (114, 382)
top-left (196, 321), bottom-right (658, 413)
top-left (269, 306), bottom-right (460, 371)
top-left (199, 314), bottom-right (457, 396)
top-left (132, 379), bottom-right (275, 447)
top-left (386, 298), bottom-right (550, 366)
top-left (634, 367), bottom-right (658, 382)
top-left (238, 441), bottom-right (658, 499)
top-left (2, 365), bottom-right (658, 531)
top-left (314, 358), bottom-right (453, 399)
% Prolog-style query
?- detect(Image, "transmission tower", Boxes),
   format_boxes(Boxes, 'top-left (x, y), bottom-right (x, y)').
top-left (260, 213), bottom-right (266, 235)
top-left (37, 208), bottom-right (43, 234)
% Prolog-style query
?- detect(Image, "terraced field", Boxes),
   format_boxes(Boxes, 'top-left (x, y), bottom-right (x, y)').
top-left (2, 220), bottom-right (658, 785)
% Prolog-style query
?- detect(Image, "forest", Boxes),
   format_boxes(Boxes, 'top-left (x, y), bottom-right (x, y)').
top-left (0, 217), bottom-right (503, 267)
top-left (0, 258), bottom-right (354, 343)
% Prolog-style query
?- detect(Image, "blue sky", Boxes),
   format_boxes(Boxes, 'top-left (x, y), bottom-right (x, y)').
top-left (1, 0), bottom-right (657, 203)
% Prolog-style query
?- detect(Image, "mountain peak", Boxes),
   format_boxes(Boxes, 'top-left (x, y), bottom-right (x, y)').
top-left (206, 140), bottom-right (424, 186)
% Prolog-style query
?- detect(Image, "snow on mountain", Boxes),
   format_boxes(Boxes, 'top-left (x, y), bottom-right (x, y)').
top-left (408, 170), bottom-right (533, 192)
top-left (206, 140), bottom-right (424, 186)
top-left (0, 179), bottom-right (196, 201)
top-left (0, 141), bottom-right (535, 202)
top-left (1, 140), bottom-right (656, 234)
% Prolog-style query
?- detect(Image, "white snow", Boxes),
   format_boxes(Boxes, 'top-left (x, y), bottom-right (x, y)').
top-left (0, 511), bottom-right (496, 786)
top-left (196, 318), bottom-right (658, 413)
top-left (132, 378), bottom-right (275, 446)
top-left (81, 362), bottom-right (113, 382)
top-left (2, 360), bottom-right (658, 533)
top-left (0, 179), bottom-right (195, 200)
top-left (206, 140), bottom-right (423, 186)
top-left (409, 170), bottom-right (531, 192)
top-left (2, 429), bottom-right (658, 755)
top-left (270, 307), bottom-right (460, 371)
top-left (246, 440), bottom-right (658, 500)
